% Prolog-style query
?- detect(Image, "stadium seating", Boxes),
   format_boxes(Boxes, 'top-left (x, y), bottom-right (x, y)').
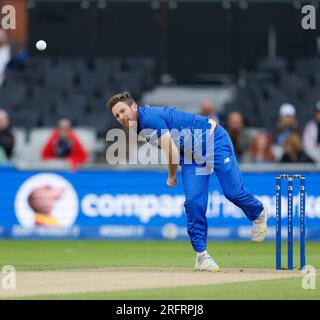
top-left (229, 56), bottom-right (320, 130)
top-left (1, 56), bottom-right (157, 164)
top-left (3, 56), bottom-right (156, 134)
top-left (3, 55), bottom-right (320, 165)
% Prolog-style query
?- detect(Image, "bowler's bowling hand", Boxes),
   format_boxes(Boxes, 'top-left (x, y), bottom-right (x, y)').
top-left (166, 175), bottom-right (177, 187)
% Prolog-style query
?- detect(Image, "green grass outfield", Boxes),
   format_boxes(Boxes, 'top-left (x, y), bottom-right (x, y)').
top-left (0, 240), bottom-right (319, 299)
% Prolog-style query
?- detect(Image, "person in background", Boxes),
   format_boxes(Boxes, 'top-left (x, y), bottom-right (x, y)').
top-left (200, 100), bottom-right (219, 123)
top-left (7, 40), bottom-right (27, 71)
top-left (281, 133), bottom-right (314, 163)
top-left (0, 29), bottom-right (11, 86)
top-left (244, 132), bottom-right (275, 163)
top-left (226, 111), bottom-right (251, 161)
top-left (0, 109), bottom-right (15, 160)
top-left (274, 103), bottom-right (300, 146)
top-left (303, 101), bottom-right (320, 149)
top-left (41, 118), bottom-right (88, 170)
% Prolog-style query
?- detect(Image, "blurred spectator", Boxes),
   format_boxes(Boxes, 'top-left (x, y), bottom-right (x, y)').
top-left (0, 146), bottom-right (7, 163)
top-left (274, 103), bottom-right (300, 146)
top-left (281, 133), bottom-right (314, 163)
top-left (0, 29), bottom-right (11, 86)
top-left (200, 99), bottom-right (219, 122)
top-left (0, 109), bottom-right (15, 160)
top-left (7, 40), bottom-right (27, 71)
top-left (303, 101), bottom-right (320, 148)
top-left (41, 118), bottom-right (88, 170)
top-left (244, 132), bottom-right (275, 163)
top-left (226, 111), bottom-right (251, 160)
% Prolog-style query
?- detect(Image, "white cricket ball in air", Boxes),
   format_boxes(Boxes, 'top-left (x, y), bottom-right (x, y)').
top-left (36, 40), bottom-right (47, 51)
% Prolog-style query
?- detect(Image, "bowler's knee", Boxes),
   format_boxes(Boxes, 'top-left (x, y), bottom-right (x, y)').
top-left (184, 194), bottom-right (206, 211)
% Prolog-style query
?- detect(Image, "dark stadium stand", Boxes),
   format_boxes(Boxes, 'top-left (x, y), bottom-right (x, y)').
top-left (2, 56), bottom-right (157, 136)
top-left (226, 57), bottom-right (320, 130)
top-left (2, 54), bottom-right (320, 164)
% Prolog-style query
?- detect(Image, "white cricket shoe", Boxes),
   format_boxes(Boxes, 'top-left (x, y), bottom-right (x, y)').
top-left (194, 252), bottom-right (220, 272)
top-left (251, 207), bottom-right (269, 242)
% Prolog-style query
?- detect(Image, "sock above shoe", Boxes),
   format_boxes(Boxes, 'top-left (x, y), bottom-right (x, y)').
top-left (197, 250), bottom-right (208, 257)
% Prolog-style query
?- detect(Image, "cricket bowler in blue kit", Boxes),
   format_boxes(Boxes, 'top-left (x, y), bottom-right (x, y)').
top-left (107, 92), bottom-right (269, 272)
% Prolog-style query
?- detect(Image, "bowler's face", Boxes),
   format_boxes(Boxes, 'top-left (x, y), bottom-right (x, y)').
top-left (112, 102), bottom-right (137, 128)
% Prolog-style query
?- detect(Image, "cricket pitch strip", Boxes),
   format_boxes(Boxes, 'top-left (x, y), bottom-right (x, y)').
top-left (0, 268), bottom-right (305, 299)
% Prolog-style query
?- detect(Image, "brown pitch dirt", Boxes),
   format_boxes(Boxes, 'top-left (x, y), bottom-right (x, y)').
top-left (0, 268), bottom-right (304, 298)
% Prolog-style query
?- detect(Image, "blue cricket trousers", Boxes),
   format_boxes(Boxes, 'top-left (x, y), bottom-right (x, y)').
top-left (181, 125), bottom-right (263, 253)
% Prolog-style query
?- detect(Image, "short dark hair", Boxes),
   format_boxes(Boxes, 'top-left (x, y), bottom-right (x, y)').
top-left (106, 92), bottom-right (135, 112)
